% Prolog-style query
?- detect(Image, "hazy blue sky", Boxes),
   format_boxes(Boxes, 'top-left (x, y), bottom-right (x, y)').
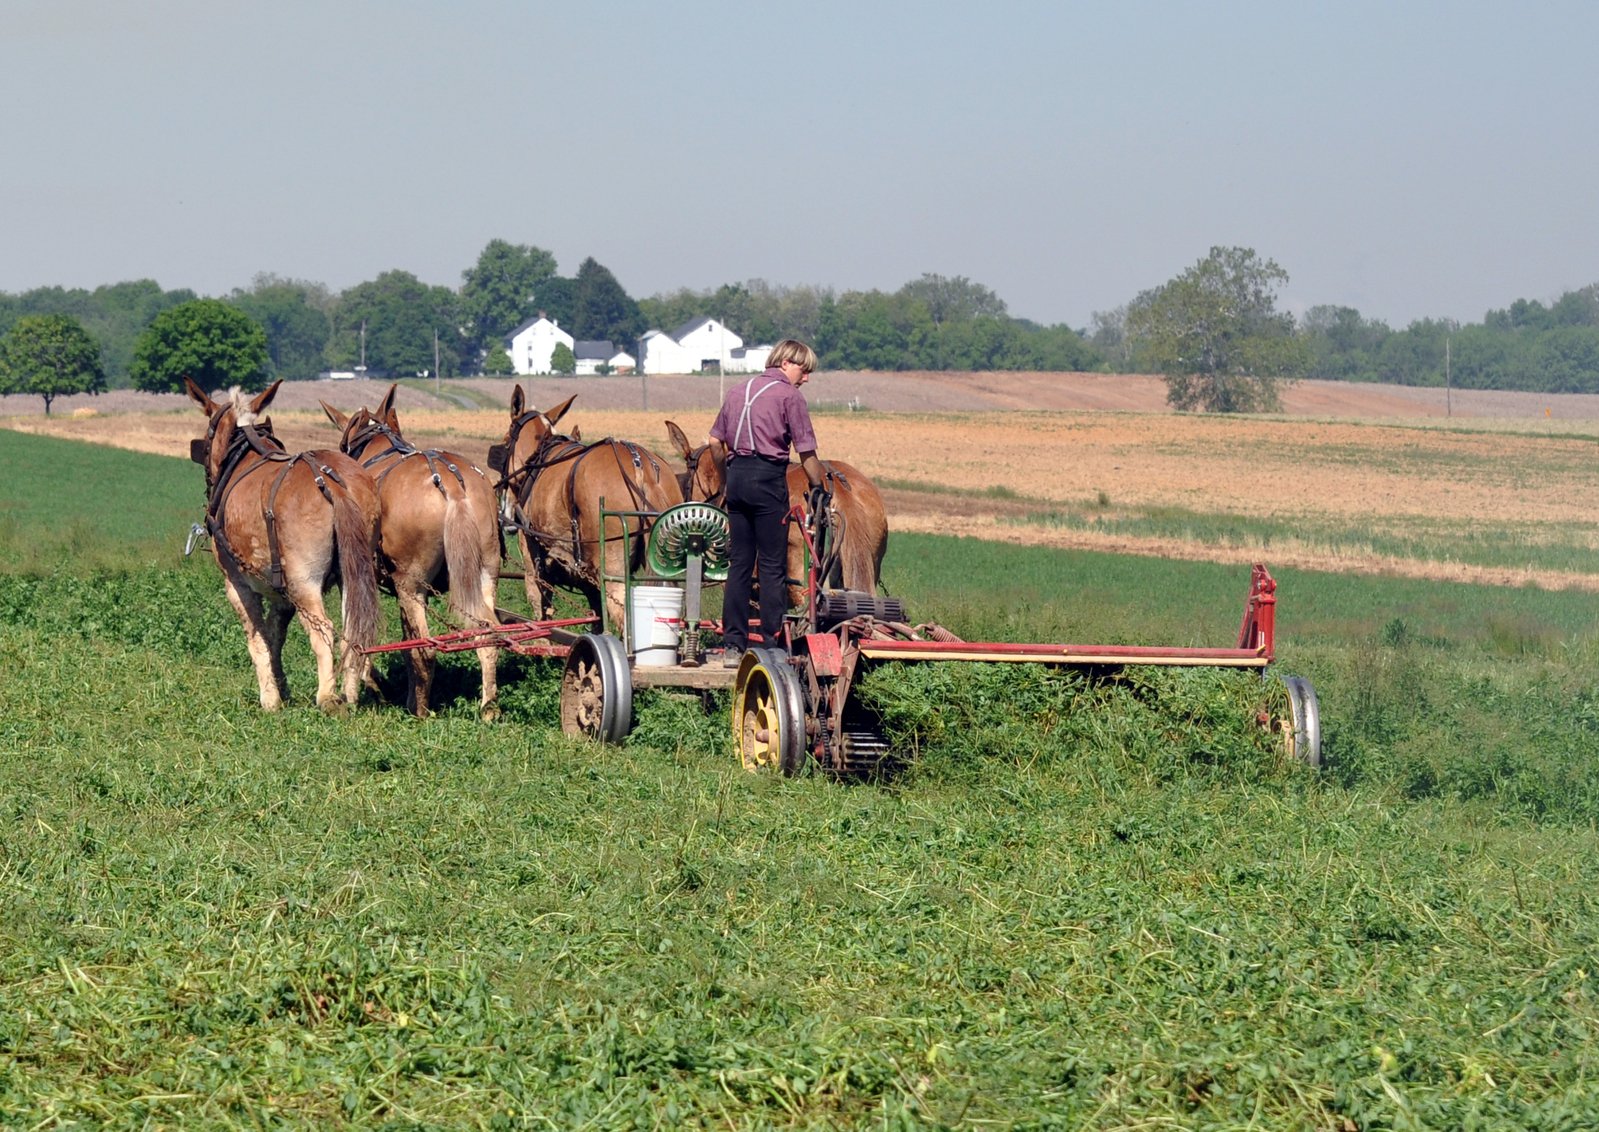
top-left (4, 0), bottom-right (1595, 330)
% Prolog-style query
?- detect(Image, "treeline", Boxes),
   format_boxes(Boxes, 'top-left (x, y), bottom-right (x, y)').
top-left (1292, 286), bottom-right (1599, 392)
top-left (5, 238), bottom-right (1599, 393)
top-left (642, 276), bottom-right (1101, 372)
top-left (0, 249), bottom-right (1101, 391)
top-left (1091, 281), bottom-right (1599, 395)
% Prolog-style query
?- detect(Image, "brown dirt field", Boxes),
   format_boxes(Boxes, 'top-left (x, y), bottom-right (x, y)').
top-left (6, 372), bottom-right (1598, 591)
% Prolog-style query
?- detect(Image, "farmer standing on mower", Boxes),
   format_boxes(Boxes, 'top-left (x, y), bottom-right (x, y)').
top-left (709, 338), bottom-right (828, 668)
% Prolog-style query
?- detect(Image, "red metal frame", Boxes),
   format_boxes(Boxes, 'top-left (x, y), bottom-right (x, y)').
top-left (853, 565), bottom-right (1277, 669)
top-left (364, 615), bottom-right (596, 659)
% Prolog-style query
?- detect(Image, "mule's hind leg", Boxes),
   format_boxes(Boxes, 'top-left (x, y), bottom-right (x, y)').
top-left (220, 569), bottom-right (287, 711)
top-left (473, 561), bottom-right (501, 722)
top-left (262, 598), bottom-right (294, 704)
top-left (285, 576), bottom-right (344, 713)
top-left (394, 579), bottom-right (435, 718)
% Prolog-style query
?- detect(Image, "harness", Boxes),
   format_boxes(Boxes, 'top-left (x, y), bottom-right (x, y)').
top-left (197, 412), bottom-right (344, 590)
top-left (342, 412), bottom-right (471, 495)
top-left (496, 411), bottom-right (666, 573)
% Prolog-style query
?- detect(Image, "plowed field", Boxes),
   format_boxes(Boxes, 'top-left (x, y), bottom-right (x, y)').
top-left (6, 372), bottom-right (1597, 590)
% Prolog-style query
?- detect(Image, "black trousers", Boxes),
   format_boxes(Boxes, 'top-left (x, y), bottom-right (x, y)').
top-left (722, 456), bottom-right (790, 651)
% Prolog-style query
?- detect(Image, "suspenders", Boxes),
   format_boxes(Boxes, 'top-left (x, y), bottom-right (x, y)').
top-left (732, 377), bottom-right (784, 457)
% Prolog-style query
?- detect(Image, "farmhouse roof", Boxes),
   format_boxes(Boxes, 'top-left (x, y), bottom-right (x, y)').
top-left (505, 314), bottom-right (559, 341)
top-left (573, 340), bottom-right (615, 360)
top-left (671, 316), bottom-right (717, 340)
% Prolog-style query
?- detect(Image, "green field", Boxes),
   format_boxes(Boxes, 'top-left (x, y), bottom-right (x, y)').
top-left (3, 430), bottom-right (1598, 1128)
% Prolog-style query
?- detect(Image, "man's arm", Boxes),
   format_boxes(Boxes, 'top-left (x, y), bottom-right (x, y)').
top-left (797, 449), bottom-right (825, 489)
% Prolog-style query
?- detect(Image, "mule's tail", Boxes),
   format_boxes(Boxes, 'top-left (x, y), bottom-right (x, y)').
top-left (442, 491), bottom-right (492, 626)
top-left (331, 490), bottom-right (381, 655)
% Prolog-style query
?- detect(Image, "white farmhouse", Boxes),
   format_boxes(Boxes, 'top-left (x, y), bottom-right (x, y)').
top-left (572, 340), bottom-right (636, 376)
top-left (505, 315), bottom-right (574, 375)
top-left (638, 317), bottom-right (771, 375)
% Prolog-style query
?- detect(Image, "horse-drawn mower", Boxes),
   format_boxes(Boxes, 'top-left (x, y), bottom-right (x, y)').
top-left (369, 493), bottom-right (1322, 776)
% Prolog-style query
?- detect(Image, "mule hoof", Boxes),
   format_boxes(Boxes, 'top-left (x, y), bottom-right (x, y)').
top-left (480, 701), bottom-right (502, 723)
top-left (318, 696), bottom-right (350, 717)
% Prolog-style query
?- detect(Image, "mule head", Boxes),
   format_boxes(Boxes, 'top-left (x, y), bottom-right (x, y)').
top-left (187, 378), bottom-right (281, 485)
top-left (490, 388), bottom-right (578, 488)
top-left (665, 419), bottom-right (725, 504)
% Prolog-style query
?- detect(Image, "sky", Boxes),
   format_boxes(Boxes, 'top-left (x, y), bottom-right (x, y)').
top-left (3, 0), bottom-right (1596, 331)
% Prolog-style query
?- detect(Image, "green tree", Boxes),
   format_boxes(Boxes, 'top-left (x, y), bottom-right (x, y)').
top-left (550, 342), bottom-right (576, 376)
top-left (481, 344), bottom-right (513, 376)
top-left (230, 274), bottom-right (333, 381)
top-left (460, 240), bottom-right (559, 359)
top-left (1124, 246), bottom-right (1309, 412)
top-left (0, 313), bottom-right (106, 414)
top-left (129, 299), bottom-right (269, 393)
top-left (331, 271), bottom-right (461, 378)
top-left (571, 257), bottom-right (643, 346)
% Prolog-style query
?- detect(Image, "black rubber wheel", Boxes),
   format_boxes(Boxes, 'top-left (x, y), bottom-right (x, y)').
top-left (560, 633), bottom-right (633, 743)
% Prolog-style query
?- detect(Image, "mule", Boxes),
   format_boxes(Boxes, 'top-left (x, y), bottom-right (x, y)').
top-left (322, 385), bottom-right (502, 720)
top-left (185, 378), bottom-right (381, 712)
top-left (665, 420), bottom-right (889, 607)
top-left (493, 387), bottom-right (683, 633)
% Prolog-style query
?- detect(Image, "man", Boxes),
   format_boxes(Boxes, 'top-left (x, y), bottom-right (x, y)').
top-left (708, 338), bottom-right (826, 667)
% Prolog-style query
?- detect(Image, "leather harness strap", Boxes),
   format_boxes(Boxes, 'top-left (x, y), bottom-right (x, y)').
top-left (204, 414), bottom-right (344, 591)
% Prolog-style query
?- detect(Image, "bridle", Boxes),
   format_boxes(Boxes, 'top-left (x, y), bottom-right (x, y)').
top-left (680, 443), bottom-right (725, 506)
top-left (490, 410), bottom-right (666, 566)
top-left (341, 408), bottom-right (469, 494)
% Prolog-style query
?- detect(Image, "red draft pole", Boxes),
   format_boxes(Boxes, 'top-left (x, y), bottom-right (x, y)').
top-left (1235, 563), bottom-right (1277, 659)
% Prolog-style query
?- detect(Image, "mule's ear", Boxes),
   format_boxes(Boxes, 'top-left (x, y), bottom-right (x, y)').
top-left (379, 384), bottom-right (401, 429)
top-left (320, 401), bottom-right (349, 430)
top-left (250, 381), bottom-right (282, 416)
top-left (184, 376), bottom-right (217, 413)
top-left (510, 384), bottom-right (525, 416)
top-left (546, 394), bottom-right (578, 427)
top-left (570, 424), bottom-right (582, 443)
top-left (665, 420), bottom-right (692, 461)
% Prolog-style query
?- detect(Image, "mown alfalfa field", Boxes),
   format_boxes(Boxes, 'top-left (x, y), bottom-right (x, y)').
top-left (2, 387), bottom-right (1599, 1127)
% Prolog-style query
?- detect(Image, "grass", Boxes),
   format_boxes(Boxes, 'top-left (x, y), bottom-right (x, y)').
top-left (4, 434), bottom-right (1599, 1127)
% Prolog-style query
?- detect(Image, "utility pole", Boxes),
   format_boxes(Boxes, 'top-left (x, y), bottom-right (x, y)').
top-left (434, 329), bottom-right (441, 395)
top-left (1445, 334), bottom-right (1452, 418)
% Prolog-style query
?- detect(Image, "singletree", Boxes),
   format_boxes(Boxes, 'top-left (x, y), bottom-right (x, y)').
top-left (0, 313), bottom-right (106, 414)
top-left (130, 299), bottom-right (269, 393)
top-left (1124, 246), bottom-right (1309, 412)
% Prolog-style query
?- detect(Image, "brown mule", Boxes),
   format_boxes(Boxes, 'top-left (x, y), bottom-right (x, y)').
top-left (665, 420), bottom-right (889, 606)
top-left (321, 385), bottom-right (502, 720)
top-left (185, 378), bottom-right (381, 712)
top-left (492, 387), bottom-right (683, 633)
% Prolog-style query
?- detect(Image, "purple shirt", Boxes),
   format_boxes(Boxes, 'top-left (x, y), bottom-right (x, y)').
top-left (709, 368), bottom-right (818, 461)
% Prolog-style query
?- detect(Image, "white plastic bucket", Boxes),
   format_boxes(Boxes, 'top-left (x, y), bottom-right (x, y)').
top-left (629, 584), bottom-right (683, 666)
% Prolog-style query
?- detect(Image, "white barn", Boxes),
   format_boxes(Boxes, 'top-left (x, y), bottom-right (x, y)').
top-left (505, 315), bottom-right (574, 375)
top-left (638, 317), bottom-right (771, 375)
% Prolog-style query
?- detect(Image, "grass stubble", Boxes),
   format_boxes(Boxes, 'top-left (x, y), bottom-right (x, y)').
top-left (1, 432), bottom-right (1598, 1128)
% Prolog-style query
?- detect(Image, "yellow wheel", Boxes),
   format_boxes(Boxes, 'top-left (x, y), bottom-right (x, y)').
top-left (733, 647), bottom-right (806, 775)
